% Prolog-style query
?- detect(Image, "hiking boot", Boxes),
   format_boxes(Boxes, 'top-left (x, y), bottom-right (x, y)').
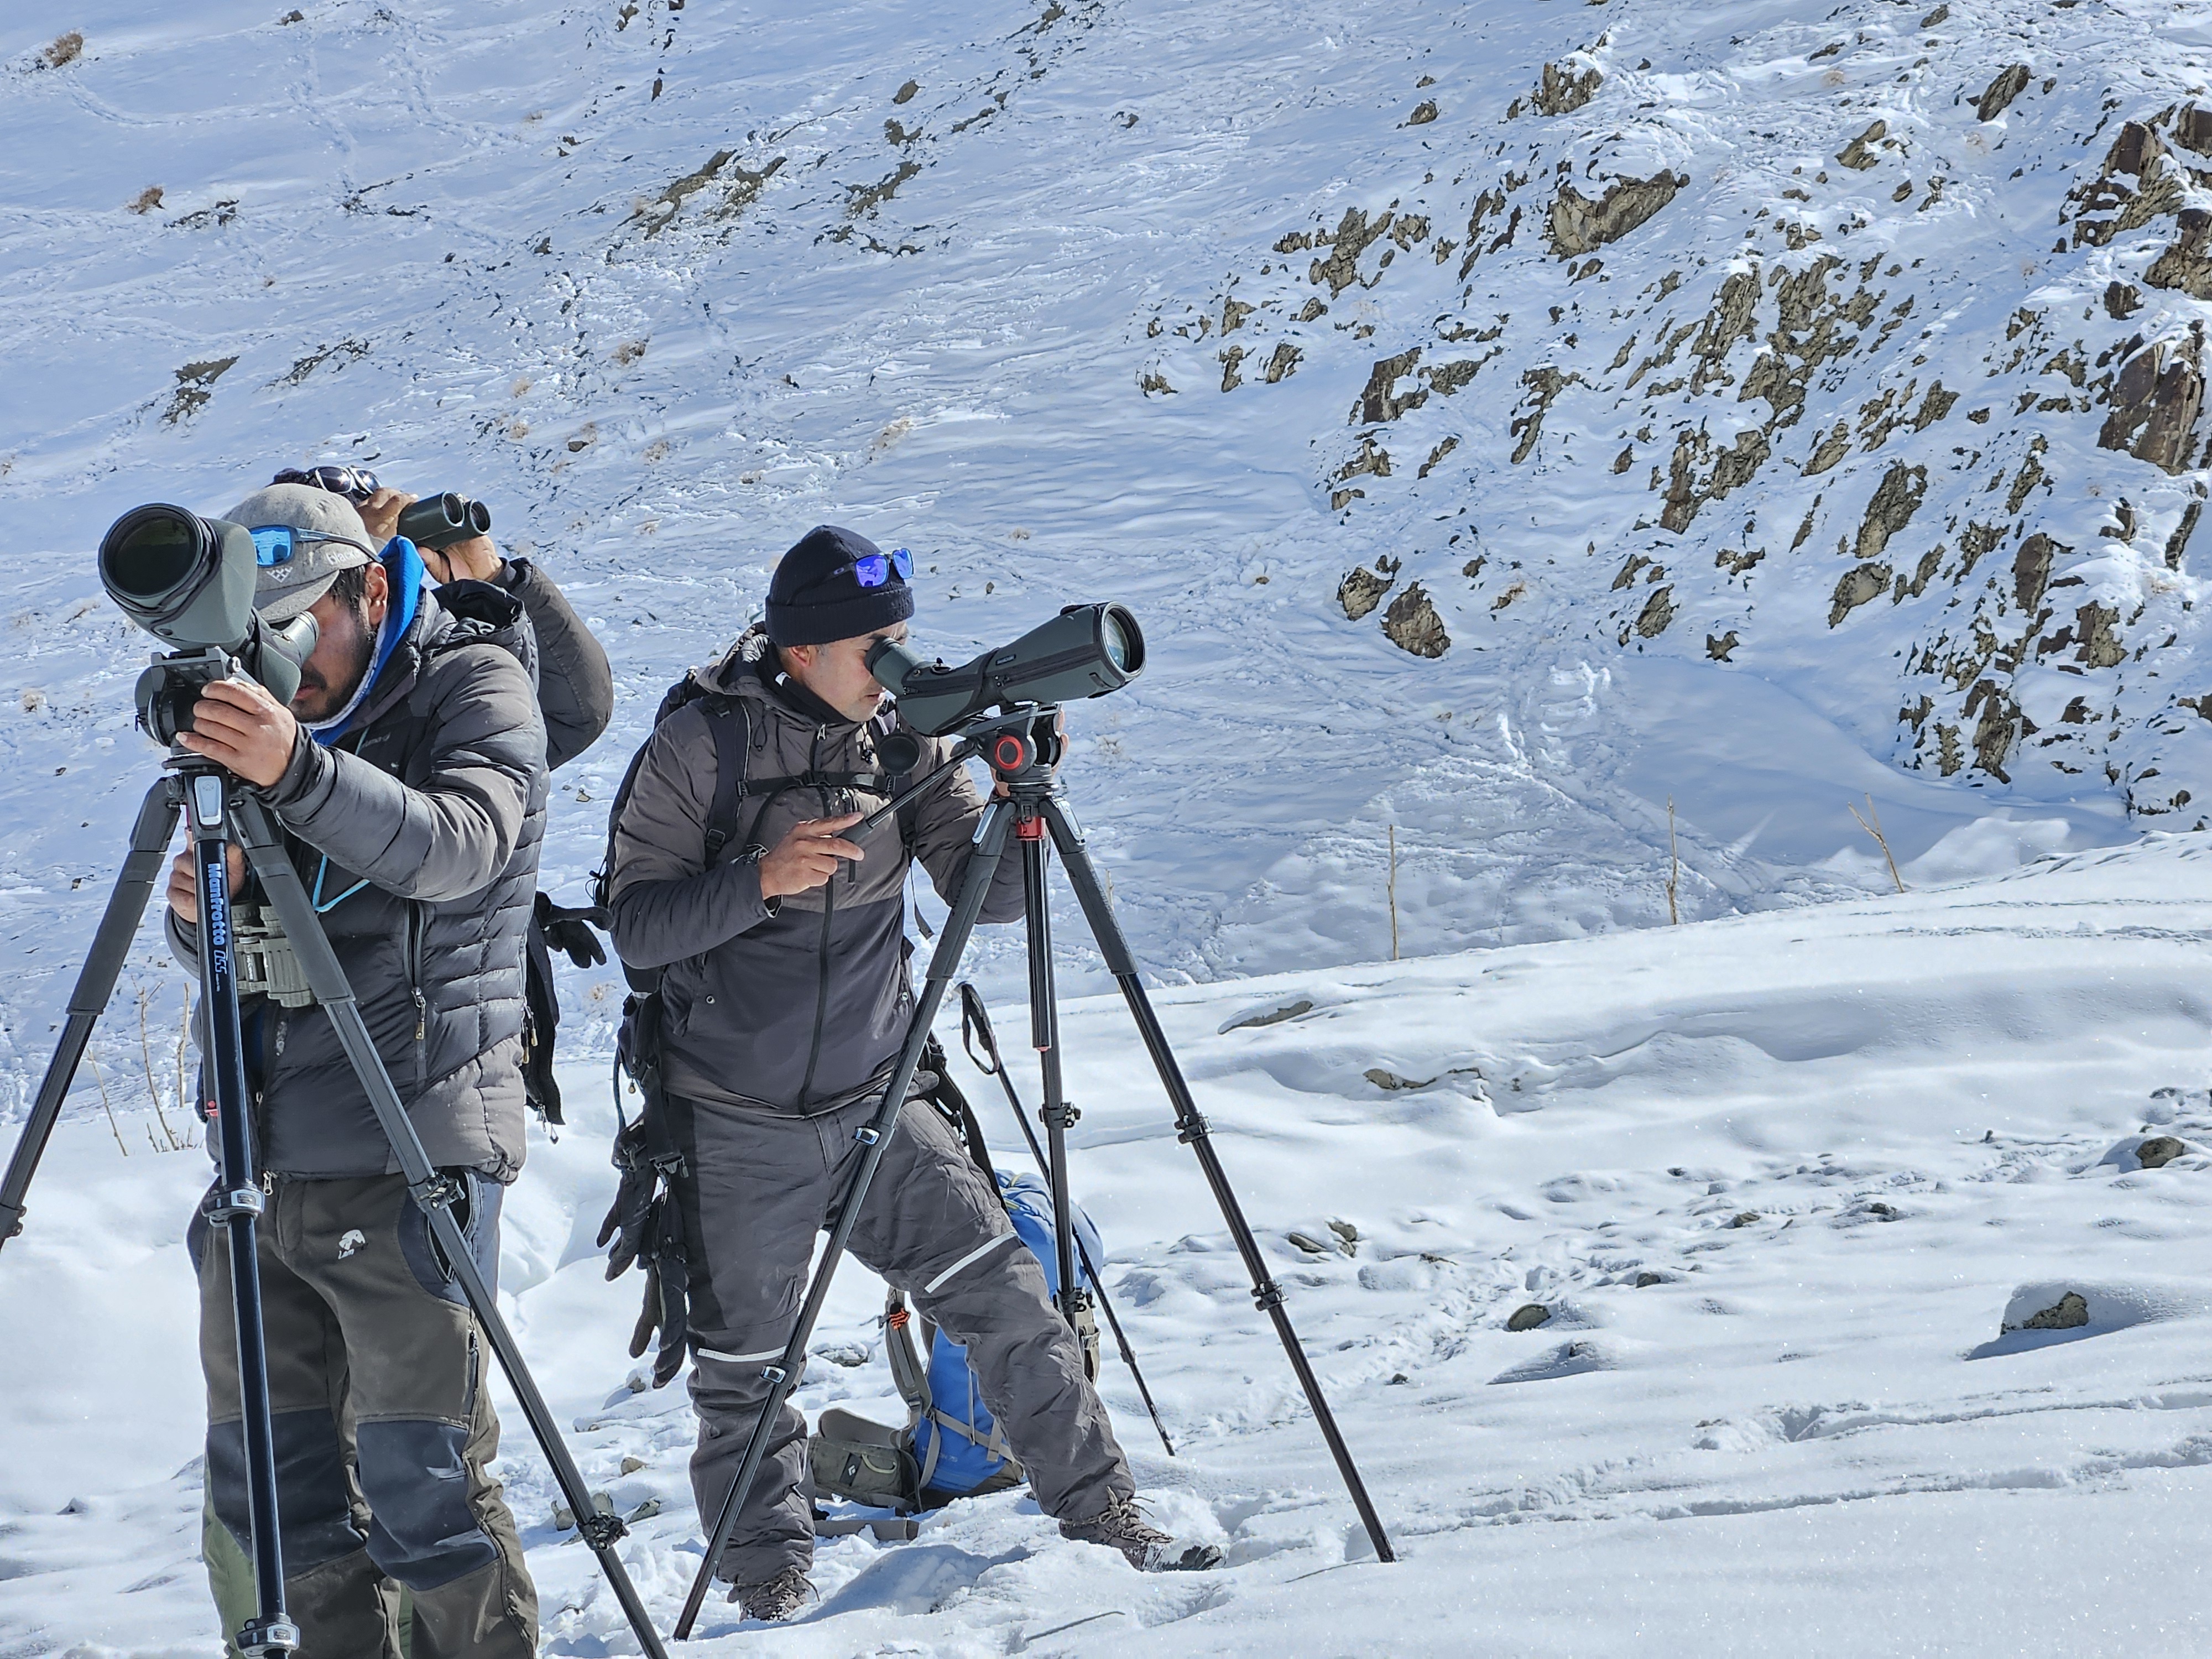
top-left (731, 1564), bottom-right (813, 1622)
top-left (1060, 1496), bottom-right (1224, 1572)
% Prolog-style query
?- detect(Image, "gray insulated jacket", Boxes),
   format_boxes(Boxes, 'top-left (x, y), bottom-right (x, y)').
top-left (607, 629), bottom-right (1024, 1115)
top-left (171, 585), bottom-right (550, 1181)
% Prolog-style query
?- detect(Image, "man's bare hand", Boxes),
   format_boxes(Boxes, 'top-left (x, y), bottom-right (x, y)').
top-left (421, 533), bottom-right (502, 585)
top-left (175, 677), bottom-right (300, 790)
top-left (757, 813), bottom-right (864, 899)
top-left (168, 844), bottom-right (247, 926)
top-left (354, 487), bottom-right (412, 546)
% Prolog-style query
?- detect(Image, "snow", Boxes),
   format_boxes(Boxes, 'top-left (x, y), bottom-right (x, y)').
top-left (2, 0), bottom-right (2212, 1652)
top-left (11, 836), bottom-right (2212, 1652)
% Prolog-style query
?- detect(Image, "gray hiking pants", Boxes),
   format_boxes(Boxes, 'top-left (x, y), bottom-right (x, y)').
top-left (672, 1090), bottom-right (1132, 1584)
top-left (193, 1171), bottom-right (538, 1657)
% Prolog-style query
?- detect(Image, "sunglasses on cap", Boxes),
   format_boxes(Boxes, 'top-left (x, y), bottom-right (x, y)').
top-left (250, 525), bottom-right (375, 567)
top-left (814, 546), bottom-right (913, 592)
top-left (271, 464), bottom-right (380, 502)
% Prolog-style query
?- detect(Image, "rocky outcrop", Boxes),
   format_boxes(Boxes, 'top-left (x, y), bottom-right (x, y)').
top-left (1975, 63), bottom-right (2031, 123)
top-left (1545, 174), bottom-right (1687, 259)
top-left (2098, 337), bottom-right (2204, 474)
top-left (1383, 583), bottom-right (1449, 656)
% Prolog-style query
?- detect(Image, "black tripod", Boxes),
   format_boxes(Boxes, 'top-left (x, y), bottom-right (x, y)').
top-left (675, 712), bottom-right (1394, 1639)
top-left (0, 764), bottom-right (670, 1659)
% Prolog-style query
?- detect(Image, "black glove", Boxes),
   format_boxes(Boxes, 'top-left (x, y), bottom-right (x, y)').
top-left (597, 1142), bottom-right (658, 1280)
top-left (625, 1199), bottom-right (691, 1389)
top-left (535, 892), bottom-right (609, 970)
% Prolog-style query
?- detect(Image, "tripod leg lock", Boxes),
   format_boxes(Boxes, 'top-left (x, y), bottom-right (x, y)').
top-left (1173, 1112), bottom-right (1211, 1145)
top-left (203, 1186), bottom-right (267, 1224)
top-left (761, 1363), bottom-right (789, 1384)
top-left (237, 1615), bottom-right (301, 1656)
top-left (577, 1511), bottom-right (631, 1549)
top-left (1040, 1100), bottom-right (1082, 1130)
top-left (855, 1126), bottom-right (882, 1146)
top-left (410, 1172), bottom-right (465, 1213)
top-left (1249, 1279), bottom-right (1286, 1313)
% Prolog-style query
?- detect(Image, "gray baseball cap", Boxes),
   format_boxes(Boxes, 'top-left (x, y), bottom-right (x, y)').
top-left (223, 483), bottom-right (378, 623)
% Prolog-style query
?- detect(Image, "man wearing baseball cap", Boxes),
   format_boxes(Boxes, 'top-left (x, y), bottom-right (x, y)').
top-left (601, 525), bottom-right (1218, 1624)
top-left (164, 483), bottom-right (549, 1655)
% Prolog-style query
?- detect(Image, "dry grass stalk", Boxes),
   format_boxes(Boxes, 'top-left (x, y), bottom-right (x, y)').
top-left (1666, 797), bottom-right (1681, 926)
top-left (139, 989), bottom-right (189, 1151)
top-left (1848, 794), bottom-right (1906, 893)
top-left (42, 32), bottom-right (84, 70)
top-left (1387, 825), bottom-right (1400, 962)
top-left (86, 1053), bottom-right (127, 1157)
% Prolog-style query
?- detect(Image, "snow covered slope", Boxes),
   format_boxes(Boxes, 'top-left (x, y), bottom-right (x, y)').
top-left (3, 0), bottom-right (2212, 1053)
top-left (6, 835), bottom-right (2212, 1653)
top-left (5, 1), bottom-right (2212, 1652)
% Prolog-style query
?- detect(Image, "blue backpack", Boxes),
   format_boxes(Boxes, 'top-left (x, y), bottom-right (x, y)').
top-left (809, 1171), bottom-right (1103, 1511)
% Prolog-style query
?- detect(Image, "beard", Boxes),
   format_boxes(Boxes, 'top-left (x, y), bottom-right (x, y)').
top-left (290, 602), bottom-right (379, 723)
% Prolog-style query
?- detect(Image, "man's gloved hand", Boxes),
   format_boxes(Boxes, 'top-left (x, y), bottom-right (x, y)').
top-left (535, 893), bottom-right (609, 970)
top-left (625, 1201), bottom-right (690, 1389)
top-left (597, 1124), bottom-right (658, 1280)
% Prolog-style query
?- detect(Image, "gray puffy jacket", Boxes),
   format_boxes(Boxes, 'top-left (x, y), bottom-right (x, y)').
top-left (171, 585), bottom-right (550, 1180)
top-left (607, 628), bottom-right (1023, 1115)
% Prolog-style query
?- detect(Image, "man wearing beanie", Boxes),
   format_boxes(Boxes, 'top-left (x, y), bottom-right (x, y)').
top-left (163, 482), bottom-right (547, 1655)
top-left (604, 525), bottom-right (1218, 1622)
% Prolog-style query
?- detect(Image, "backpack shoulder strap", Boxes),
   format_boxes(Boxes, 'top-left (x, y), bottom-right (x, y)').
top-left (701, 694), bottom-right (752, 864)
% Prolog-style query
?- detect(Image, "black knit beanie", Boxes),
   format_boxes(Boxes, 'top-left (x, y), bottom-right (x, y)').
top-left (764, 525), bottom-right (914, 646)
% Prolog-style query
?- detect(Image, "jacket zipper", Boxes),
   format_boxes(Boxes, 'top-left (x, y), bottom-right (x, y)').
top-left (404, 901), bottom-right (426, 1090)
top-left (795, 726), bottom-right (836, 1107)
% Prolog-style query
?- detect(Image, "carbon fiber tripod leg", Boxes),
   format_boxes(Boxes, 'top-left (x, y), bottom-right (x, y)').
top-left (0, 780), bottom-right (176, 1250)
top-left (1040, 794), bottom-right (1397, 1565)
top-left (672, 797), bottom-right (1016, 1639)
top-left (228, 794), bottom-right (670, 1659)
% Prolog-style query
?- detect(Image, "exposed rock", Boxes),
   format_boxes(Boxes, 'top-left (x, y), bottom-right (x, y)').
top-left (164, 356), bottom-right (238, 425)
top-left (1829, 564), bottom-right (1891, 627)
top-left (1805, 422), bottom-right (1851, 475)
top-left (2106, 281), bottom-right (2143, 319)
top-left (1506, 1303), bottom-right (1552, 1332)
top-left (1970, 682), bottom-right (2018, 781)
top-left (1264, 342), bottom-right (1302, 384)
top-left (1921, 3), bottom-right (1949, 23)
top-left (1975, 64), bottom-right (2031, 123)
top-left (1383, 582), bottom-right (1450, 656)
top-left (1219, 345), bottom-right (1246, 392)
top-left (1660, 427), bottom-right (1769, 531)
top-left (2174, 105), bottom-right (2212, 155)
top-left (1338, 565), bottom-right (1394, 620)
top-left (1418, 436), bottom-right (1459, 478)
top-left (2074, 601), bottom-right (2124, 668)
top-left (2145, 208), bottom-right (2212, 299)
top-left (1635, 586), bottom-right (1677, 638)
top-left (1546, 173), bottom-right (1688, 259)
top-left (1222, 298), bottom-right (1255, 333)
top-left (2004, 1291), bottom-right (2088, 1331)
top-left (2166, 499), bottom-right (2202, 568)
top-left (1352, 346), bottom-right (1425, 423)
top-left (1310, 205), bottom-right (1398, 298)
top-left (1510, 366), bottom-right (1574, 463)
top-left (1855, 463), bottom-right (1927, 561)
top-left (1332, 435), bottom-right (1392, 486)
top-left (1405, 100), bottom-right (1439, 127)
top-left (2098, 338), bottom-right (2204, 474)
top-left (1707, 630), bottom-right (1740, 661)
top-left (2014, 532), bottom-right (2059, 612)
top-left (1836, 120), bottom-right (1887, 171)
top-left (1532, 60), bottom-right (1602, 117)
top-left (2138, 1136), bottom-right (2191, 1168)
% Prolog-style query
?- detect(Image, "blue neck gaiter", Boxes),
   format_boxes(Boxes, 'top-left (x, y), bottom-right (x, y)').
top-left (308, 537), bottom-right (427, 747)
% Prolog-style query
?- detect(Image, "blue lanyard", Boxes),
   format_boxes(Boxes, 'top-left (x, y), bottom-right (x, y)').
top-left (311, 855), bottom-right (368, 914)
